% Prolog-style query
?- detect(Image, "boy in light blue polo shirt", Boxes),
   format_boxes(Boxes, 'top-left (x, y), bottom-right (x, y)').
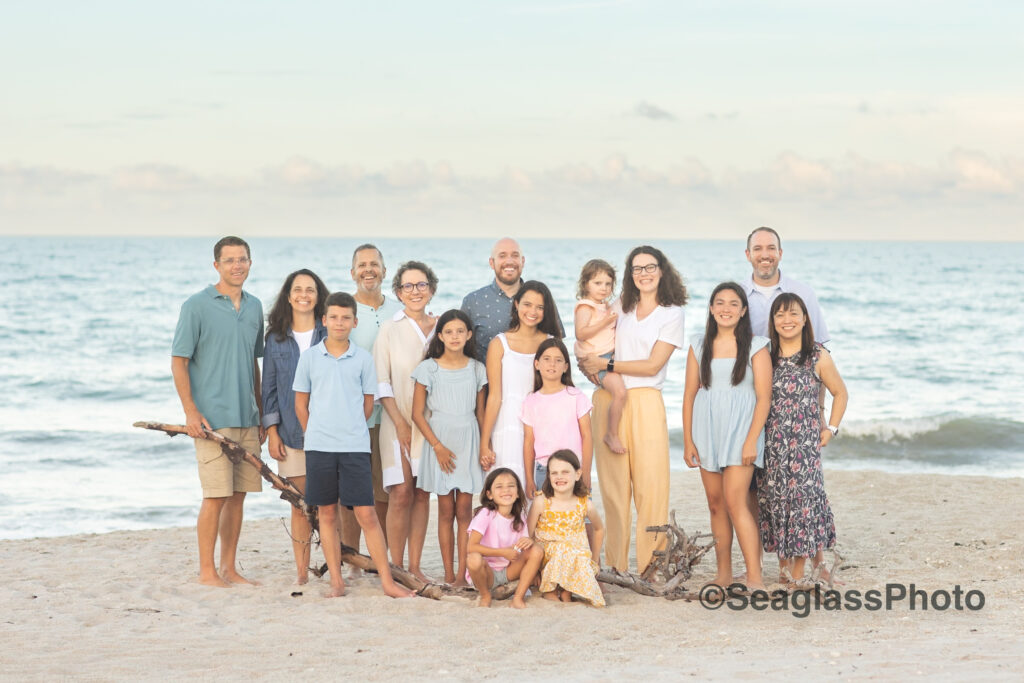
top-left (293, 291), bottom-right (413, 600)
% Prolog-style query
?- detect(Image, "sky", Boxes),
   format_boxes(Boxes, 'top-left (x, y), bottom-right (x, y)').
top-left (1, 1), bottom-right (1021, 240)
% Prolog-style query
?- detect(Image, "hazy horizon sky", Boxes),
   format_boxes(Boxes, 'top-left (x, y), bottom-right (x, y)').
top-left (2, 1), bottom-right (1021, 240)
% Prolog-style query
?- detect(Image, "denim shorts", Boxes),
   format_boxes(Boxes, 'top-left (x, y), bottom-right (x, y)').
top-left (598, 350), bottom-right (614, 382)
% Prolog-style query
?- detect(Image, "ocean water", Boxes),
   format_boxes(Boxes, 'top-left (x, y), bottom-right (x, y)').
top-left (1, 237), bottom-right (1022, 539)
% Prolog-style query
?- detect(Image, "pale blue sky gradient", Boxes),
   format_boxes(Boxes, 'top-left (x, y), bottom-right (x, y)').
top-left (2, 1), bottom-right (1021, 239)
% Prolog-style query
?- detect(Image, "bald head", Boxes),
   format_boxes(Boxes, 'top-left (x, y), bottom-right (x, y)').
top-left (489, 237), bottom-right (525, 287)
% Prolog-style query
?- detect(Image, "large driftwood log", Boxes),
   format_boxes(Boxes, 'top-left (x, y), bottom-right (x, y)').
top-left (135, 421), bottom-right (476, 599)
top-left (135, 421), bottom-right (714, 600)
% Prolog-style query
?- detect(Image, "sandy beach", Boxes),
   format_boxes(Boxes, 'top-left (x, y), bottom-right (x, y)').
top-left (2, 469), bottom-right (1021, 681)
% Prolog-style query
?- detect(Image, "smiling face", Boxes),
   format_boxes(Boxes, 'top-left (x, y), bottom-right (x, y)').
top-left (486, 472), bottom-right (520, 509)
top-left (515, 290), bottom-right (545, 329)
top-left (213, 245), bottom-right (251, 288)
top-left (710, 287), bottom-right (747, 331)
top-left (438, 317), bottom-right (471, 354)
top-left (631, 252), bottom-right (661, 295)
top-left (489, 238), bottom-right (524, 287)
top-left (586, 271), bottom-right (614, 303)
top-left (351, 247), bottom-right (385, 296)
top-left (535, 345), bottom-right (568, 384)
top-left (746, 229), bottom-right (783, 284)
top-left (323, 304), bottom-right (357, 342)
top-left (397, 268), bottom-right (434, 313)
top-left (546, 457), bottom-right (581, 495)
top-left (773, 301), bottom-right (806, 342)
top-left (288, 274), bottom-right (318, 316)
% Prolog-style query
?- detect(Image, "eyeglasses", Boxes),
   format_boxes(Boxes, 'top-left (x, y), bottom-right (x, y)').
top-left (400, 281), bottom-right (431, 293)
top-left (631, 263), bottom-right (659, 274)
top-left (219, 257), bottom-right (251, 266)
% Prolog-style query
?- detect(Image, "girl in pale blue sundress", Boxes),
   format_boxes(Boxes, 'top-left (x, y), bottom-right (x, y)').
top-left (411, 309), bottom-right (488, 586)
top-left (683, 282), bottom-right (772, 592)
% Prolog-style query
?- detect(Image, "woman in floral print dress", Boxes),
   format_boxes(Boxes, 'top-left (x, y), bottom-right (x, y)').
top-left (757, 293), bottom-right (848, 585)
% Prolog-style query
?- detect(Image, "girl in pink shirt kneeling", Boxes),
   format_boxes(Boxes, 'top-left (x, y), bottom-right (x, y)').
top-left (466, 468), bottom-right (542, 608)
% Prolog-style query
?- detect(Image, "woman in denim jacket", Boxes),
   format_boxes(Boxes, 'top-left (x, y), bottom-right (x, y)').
top-left (261, 268), bottom-right (329, 584)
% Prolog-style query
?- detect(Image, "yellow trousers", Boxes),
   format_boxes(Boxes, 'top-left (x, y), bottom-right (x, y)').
top-left (592, 387), bottom-right (670, 573)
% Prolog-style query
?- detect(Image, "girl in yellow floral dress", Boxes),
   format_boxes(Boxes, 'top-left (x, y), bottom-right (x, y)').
top-left (526, 450), bottom-right (605, 606)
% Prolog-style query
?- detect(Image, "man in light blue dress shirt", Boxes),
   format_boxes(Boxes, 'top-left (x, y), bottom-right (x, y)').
top-left (742, 227), bottom-right (830, 344)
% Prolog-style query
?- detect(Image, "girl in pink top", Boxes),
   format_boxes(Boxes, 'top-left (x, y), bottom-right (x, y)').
top-left (521, 338), bottom-right (593, 499)
top-left (466, 468), bottom-right (542, 608)
top-left (573, 260), bottom-right (628, 454)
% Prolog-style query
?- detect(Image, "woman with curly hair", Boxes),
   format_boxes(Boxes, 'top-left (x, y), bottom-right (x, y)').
top-left (580, 245), bottom-right (687, 574)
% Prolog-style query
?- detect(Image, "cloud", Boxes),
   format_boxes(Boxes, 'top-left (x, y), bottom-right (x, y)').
top-left (633, 101), bottom-right (676, 122)
top-left (2, 150), bottom-right (1021, 239)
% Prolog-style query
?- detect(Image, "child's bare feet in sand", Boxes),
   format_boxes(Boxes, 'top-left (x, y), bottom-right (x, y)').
top-left (326, 582), bottom-right (346, 598)
top-left (603, 432), bottom-right (626, 455)
top-left (478, 592), bottom-right (493, 607)
top-left (450, 577), bottom-right (470, 589)
top-left (542, 590), bottom-right (561, 602)
top-left (382, 582), bottom-right (416, 598)
top-left (510, 595), bottom-right (527, 609)
top-left (221, 570), bottom-right (259, 586)
top-left (559, 589), bottom-right (573, 603)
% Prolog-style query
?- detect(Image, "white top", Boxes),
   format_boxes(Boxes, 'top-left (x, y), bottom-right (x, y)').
top-left (612, 301), bottom-right (686, 390)
top-left (376, 309), bottom-right (435, 399)
top-left (292, 328), bottom-right (315, 354)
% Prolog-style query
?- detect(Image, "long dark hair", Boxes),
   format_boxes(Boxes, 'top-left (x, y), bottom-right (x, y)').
top-left (532, 338), bottom-right (575, 391)
top-left (769, 293), bottom-right (816, 367)
top-left (541, 450), bottom-right (590, 499)
top-left (425, 309), bottom-right (477, 360)
top-left (620, 245), bottom-right (688, 313)
top-left (699, 282), bottom-right (753, 388)
top-left (266, 269), bottom-right (329, 342)
top-left (475, 468), bottom-right (526, 531)
top-left (508, 280), bottom-right (563, 338)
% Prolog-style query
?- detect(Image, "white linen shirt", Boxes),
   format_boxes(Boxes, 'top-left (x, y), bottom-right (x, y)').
top-left (612, 302), bottom-right (686, 391)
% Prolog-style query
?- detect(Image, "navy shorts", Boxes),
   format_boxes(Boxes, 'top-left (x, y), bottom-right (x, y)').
top-left (305, 451), bottom-right (374, 509)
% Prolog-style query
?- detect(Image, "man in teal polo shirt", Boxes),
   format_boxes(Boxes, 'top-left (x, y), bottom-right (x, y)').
top-left (171, 236), bottom-right (266, 588)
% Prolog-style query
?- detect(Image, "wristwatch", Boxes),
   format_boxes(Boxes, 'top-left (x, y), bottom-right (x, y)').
top-left (607, 358), bottom-right (615, 373)
top-left (826, 425), bottom-right (839, 436)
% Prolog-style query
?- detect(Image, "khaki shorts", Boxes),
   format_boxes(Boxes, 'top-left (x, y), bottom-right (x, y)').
top-left (195, 427), bottom-right (263, 498)
top-left (369, 425), bottom-right (388, 504)
top-left (279, 444), bottom-right (306, 479)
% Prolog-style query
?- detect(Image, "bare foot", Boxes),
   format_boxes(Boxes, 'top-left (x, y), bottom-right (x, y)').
top-left (198, 573), bottom-right (231, 588)
top-left (221, 570), bottom-right (259, 586)
top-left (541, 590), bottom-right (560, 602)
top-left (409, 569), bottom-right (432, 583)
top-left (382, 583), bottom-right (416, 598)
top-left (603, 432), bottom-right (627, 454)
top-left (346, 566), bottom-right (363, 580)
top-left (559, 589), bottom-right (573, 603)
top-left (294, 575), bottom-right (309, 586)
top-left (326, 583), bottom-right (347, 598)
top-left (451, 577), bottom-right (470, 589)
top-left (478, 593), bottom-right (493, 607)
top-left (510, 596), bottom-right (526, 609)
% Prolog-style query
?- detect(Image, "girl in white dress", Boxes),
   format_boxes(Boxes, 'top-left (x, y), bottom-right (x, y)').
top-left (480, 281), bottom-right (562, 485)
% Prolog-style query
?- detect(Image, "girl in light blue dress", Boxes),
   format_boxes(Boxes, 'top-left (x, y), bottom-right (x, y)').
top-left (683, 282), bottom-right (772, 592)
top-left (411, 309), bottom-right (487, 586)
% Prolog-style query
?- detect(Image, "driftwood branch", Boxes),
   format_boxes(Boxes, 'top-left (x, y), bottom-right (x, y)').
top-left (135, 421), bottom-right (477, 599)
top-left (135, 421), bottom-right (714, 601)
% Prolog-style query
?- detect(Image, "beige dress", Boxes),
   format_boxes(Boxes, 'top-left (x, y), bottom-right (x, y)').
top-left (373, 310), bottom-right (435, 489)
